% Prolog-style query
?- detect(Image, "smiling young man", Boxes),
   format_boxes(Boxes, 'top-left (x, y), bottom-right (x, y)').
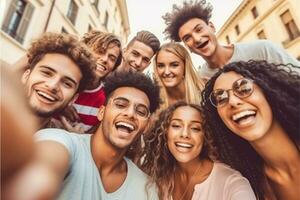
top-left (163, 0), bottom-right (300, 80)
top-left (21, 32), bottom-right (95, 129)
top-left (35, 70), bottom-right (160, 200)
top-left (58, 30), bottom-right (123, 133)
top-left (120, 30), bottom-right (160, 72)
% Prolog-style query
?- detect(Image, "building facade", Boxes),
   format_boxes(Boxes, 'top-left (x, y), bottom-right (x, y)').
top-left (217, 0), bottom-right (300, 60)
top-left (0, 0), bottom-right (130, 64)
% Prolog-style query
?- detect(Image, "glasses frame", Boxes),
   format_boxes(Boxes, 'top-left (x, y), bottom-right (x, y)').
top-left (209, 78), bottom-right (254, 108)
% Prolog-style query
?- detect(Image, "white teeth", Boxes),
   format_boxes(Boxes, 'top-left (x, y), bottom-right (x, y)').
top-left (232, 110), bottom-right (256, 121)
top-left (116, 122), bottom-right (134, 131)
top-left (97, 65), bottom-right (106, 72)
top-left (175, 142), bottom-right (193, 148)
top-left (37, 91), bottom-right (56, 101)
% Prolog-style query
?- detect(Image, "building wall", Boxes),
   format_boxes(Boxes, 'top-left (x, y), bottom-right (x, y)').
top-left (217, 0), bottom-right (300, 60)
top-left (0, 0), bottom-right (130, 64)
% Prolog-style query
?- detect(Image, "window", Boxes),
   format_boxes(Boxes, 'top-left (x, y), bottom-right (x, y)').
top-left (257, 30), bottom-right (267, 39)
top-left (88, 24), bottom-right (93, 32)
top-left (251, 6), bottom-right (258, 19)
top-left (280, 10), bottom-right (300, 42)
top-left (1, 0), bottom-right (34, 44)
top-left (235, 25), bottom-right (240, 35)
top-left (67, 0), bottom-right (78, 25)
top-left (61, 27), bottom-right (68, 33)
top-left (104, 11), bottom-right (109, 29)
top-left (225, 35), bottom-right (230, 44)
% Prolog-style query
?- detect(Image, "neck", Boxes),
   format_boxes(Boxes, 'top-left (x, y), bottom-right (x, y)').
top-left (205, 44), bottom-right (234, 69)
top-left (34, 114), bottom-right (51, 130)
top-left (177, 158), bottom-right (211, 179)
top-left (166, 82), bottom-right (185, 105)
top-left (251, 121), bottom-right (300, 170)
top-left (91, 127), bottom-right (127, 173)
top-left (87, 77), bottom-right (102, 90)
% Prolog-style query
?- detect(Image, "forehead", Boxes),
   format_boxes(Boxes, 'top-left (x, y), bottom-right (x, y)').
top-left (157, 49), bottom-right (183, 63)
top-left (105, 43), bottom-right (121, 56)
top-left (127, 40), bottom-right (154, 58)
top-left (178, 18), bottom-right (207, 39)
top-left (110, 86), bottom-right (150, 107)
top-left (214, 71), bottom-right (244, 90)
top-left (34, 53), bottom-right (82, 79)
top-left (172, 106), bottom-right (202, 122)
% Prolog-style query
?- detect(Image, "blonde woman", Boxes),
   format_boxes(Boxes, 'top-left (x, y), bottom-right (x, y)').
top-left (154, 42), bottom-right (204, 109)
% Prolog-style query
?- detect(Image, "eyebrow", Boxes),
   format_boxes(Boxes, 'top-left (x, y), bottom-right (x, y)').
top-left (114, 96), bottom-right (148, 108)
top-left (171, 118), bottom-right (202, 124)
top-left (39, 65), bottom-right (78, 86)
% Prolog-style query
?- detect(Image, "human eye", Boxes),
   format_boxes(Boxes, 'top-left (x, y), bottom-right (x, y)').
top-left (136, 105), bottom-right (149, 117)
top-left (171, 62), bottom-right (179, 68)
top-left (62, 80), bottom-right (75, 89)
top-left (109, 55), bottom-right (117, 63)
top-left (114, 99), bottom-right (128, 108)
top-left (132, 51), bottom-right (139, 57)
top-left (156, 63), bottom-right (165, 69)
top-left (191, 125), bottom-right (202, 132)
top-left (40, 69), bottom-right (52, 77)
top-left (170, 122), bottom-right (181, 129)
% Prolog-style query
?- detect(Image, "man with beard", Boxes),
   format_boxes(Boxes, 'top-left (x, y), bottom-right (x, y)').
top-left (21, 32), bottom-right (95, 129)
top-left (35, 70), bottom-right (160, 199)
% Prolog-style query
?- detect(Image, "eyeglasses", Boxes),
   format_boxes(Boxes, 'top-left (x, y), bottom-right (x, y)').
top-left (209, 78), bottom-right (254, 107)
top-left (110, 97), bottom-right (150, 119)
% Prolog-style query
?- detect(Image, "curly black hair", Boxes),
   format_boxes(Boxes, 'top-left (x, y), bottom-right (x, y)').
top-left (163, 0), bottom-right (213, 41)
top-left (103, 70), bottom-right (160, 113)
top-left (201, 60), bottom-right (300, 199)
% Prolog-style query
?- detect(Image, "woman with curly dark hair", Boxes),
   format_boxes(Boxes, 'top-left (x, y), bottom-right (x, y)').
top-left (140, 102), bottom-right (256, 200)
top-left (201, 60), bottom-right (300, 200)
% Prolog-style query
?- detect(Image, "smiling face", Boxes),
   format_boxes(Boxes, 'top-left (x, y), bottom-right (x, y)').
top-left (167, 106), bottom-right (204, 163)
top-left (178, 18), bottom-right (218, 58)
top-left (98, 87), bottom-right (150, 149)
top-left (122, 40), bottom-right (154, 72)
top-left (156, 49), bottom-right (185, 89)
top-left (214, 71), bottom-right (273, 141)
top-left (22, 53), bottom-right (82, 117)
top-left (94, 42), bottom-right (121, 79)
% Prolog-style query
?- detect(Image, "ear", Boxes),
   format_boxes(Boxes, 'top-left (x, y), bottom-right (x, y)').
top-left (97, 105), bottom-right (105, 121)
top-left (208, 21), bottom-right (216, 33)
top-left (68, 93), bottom-right (79, 106)
top-left (21, 69), bottom-right (31, 84)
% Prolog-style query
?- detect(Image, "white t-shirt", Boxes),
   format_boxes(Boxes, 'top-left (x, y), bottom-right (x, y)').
top-left (199, 40), bottom-right (300, 79)
top-left (36, 128), bottom-right (158, 200)
top-left (191, 162), bottom-right (256, 200)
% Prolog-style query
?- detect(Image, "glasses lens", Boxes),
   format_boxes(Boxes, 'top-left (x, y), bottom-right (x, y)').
top-left (233, 78), bottom-right (253, 98)
top-left (210, 89), bottom-right (229, 107)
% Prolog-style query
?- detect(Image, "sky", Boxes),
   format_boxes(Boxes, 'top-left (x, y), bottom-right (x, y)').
top-left (126, 0), bottom-right (243, 67)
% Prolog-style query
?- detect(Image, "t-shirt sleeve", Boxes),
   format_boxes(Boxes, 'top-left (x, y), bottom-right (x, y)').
top-left (35, 128), bottom-right (76, 163)
top-left (224, 173), bottom-right (257, 200)
top-left (263, 40), bottom-right (300, 68)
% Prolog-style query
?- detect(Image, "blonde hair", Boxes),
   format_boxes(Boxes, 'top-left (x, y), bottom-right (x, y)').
top-left (153, 42), bottom-right (204, 109)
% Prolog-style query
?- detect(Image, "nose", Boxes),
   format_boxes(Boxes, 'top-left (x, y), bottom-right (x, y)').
top-left (228, 91), bottom-right (243, 107)
top-left (45, 78), bottom-right (59, 92)
top-left (192, 32), bottom-right (202, 45)
top-left (180, 126), bottom-right (190, 138)
top-left (134, 57), bottom-right (142, 68)
top-left (163, 66), bottom-right (171, 76)
top-left (123, 104), bottom-right (135, 118)
top-left (100, 53), bottom-right (108, 64)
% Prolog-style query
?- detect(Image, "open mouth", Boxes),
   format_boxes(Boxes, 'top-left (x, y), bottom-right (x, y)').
top-left (231, 110), bottom-right (256, 125)
top-left (175, 142), bottom-right (193, 149)
top-left (197, 40), bottom-right (209, 49)
top-left (115, 121), bottom-right (135, 134)
top-left (96, 64), bottom-right (107, 72)
top-left (36, 90), bottom-right (58, 103)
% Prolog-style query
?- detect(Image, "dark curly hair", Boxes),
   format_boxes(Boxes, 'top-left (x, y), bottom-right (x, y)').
top-left (27, 32), bottom-right (95, 92)
top-left (140, 102), bottom-right (216, 200)
top-left (163, 0), bottom-right (213, 41)
top-left (82, 30), bottom-right (122, 69)
top-left (201, 60), bottom-right (300, 199)
top-left (126, 30), bottom-right (160, 55)
top-left (103, 70), bottom-right (160, 113)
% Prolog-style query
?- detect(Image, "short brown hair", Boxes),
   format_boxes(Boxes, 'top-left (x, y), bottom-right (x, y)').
top-left (27, 32), bottom-right (95, 92)
top-left (163, 0), bottom-right (213, 41)
top-left (127, 30), bottom-right (160, 54)
top-left (81, 30), bottom-right (122, 69)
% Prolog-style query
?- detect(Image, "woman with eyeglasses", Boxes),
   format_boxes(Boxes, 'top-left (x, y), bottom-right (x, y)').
top-left (201, 60), bottom-right (300, 200)
top-left (140, 102), bottom-right (256, 200)
top-left (154, 42), bottom-right (204, 110)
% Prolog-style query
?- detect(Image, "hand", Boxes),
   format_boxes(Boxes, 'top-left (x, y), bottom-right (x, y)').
top-left (61, 105), bottom-right (80, 123)
top-left (60, 116), bottom-right (85, 134)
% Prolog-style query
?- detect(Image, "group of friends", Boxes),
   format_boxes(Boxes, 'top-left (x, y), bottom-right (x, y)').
top-left (2, 1), bottom-right (300, 200)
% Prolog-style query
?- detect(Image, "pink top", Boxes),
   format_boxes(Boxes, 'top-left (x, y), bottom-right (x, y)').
top-left (191, 162), bottom-right (256, 200)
